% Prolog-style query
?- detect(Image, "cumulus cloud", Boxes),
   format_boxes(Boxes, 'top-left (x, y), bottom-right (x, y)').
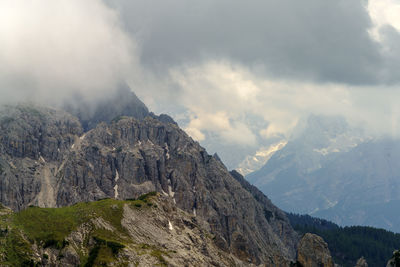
top-left (0, 0), bottom-right (137, 105)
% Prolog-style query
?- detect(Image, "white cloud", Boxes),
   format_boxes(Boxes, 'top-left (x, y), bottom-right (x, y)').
top-left (166, 61), bottom-right (353, 144)
top-left (0, 0), bottom-right (136, 104)
top-left (368, 0), bottom-right (400, 41)
top-left (3, 0), bottom-right (400, 167)
top-left (183, 111), bottom-right (257, 146)
top-left (145, 60), bottom-right (400, 149)
top-left (170, 62), bottom-right (261, 146)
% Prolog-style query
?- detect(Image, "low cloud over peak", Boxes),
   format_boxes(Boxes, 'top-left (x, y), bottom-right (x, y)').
top-left (3, 0), bottom-right (400, 168)
top-left (0, 0), bottom-right (136, 105)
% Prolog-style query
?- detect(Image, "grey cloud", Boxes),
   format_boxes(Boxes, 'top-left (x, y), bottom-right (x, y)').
top-left (4, 0), bottom-right (400, 169)
top-left (378, 25), bottom-right (400, 83)
top-left (113, 0), bottom-right (383, 85)
top-left (0, 0), bottom-right (136, 106)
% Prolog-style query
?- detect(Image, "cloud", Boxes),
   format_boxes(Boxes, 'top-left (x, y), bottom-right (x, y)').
top-left (184, 111), bottom-right (257, 146)
top-left (368, 0), bottom-right (400, 41)
top-left (152, 60), bottom-right (400, 148)
top-left (169, 62), bottom-right (261, 146)
top-left (3, 0), bottom-right (400, 168)
top-left (107, 0), bottom-right (400, 167)
top-left (114, 0), bottom-right (383, 85)
top-left (0, 0), bottom-right (136, 105)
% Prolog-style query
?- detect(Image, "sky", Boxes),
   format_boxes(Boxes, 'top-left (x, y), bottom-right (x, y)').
top-left (2, 0), bottom-right (400, 168)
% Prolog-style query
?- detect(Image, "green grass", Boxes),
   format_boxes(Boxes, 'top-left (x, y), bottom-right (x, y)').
top-left (13, 205), bottom-right (80, 245)
top-left (137, 191), bottom-right (157, 201)
top-left (11, 198), bottom-right (153, 246)
top-left (7, 201), bottom-right (128, 265)
top-left (0, 193), bottom-right (159, 266)
top-left (3, 229), bottom-right (33, 266)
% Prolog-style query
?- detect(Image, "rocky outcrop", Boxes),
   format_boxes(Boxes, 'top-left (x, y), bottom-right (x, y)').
top-left (0, 101), bottom-right (298, 265)
top-left (387, 250), bottom-right (400, 267)
top-left (297, 233), bottom-right (334, 267)
top-left (0, 194), bottom-right (258, 266)
top-left (230, 170), bottom-right (299, 257)
top-left (0, 104), bottom-right (82, 209)
top-left (355, 257), bottom-right (368, 267)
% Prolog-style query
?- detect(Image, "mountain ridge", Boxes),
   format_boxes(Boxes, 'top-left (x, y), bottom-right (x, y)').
top-left (246, 114), bottom-right (400, 232)
top-left (0, 193), bottom-right (256, 266)
top-left (0, 91), bottom-right (298, 265)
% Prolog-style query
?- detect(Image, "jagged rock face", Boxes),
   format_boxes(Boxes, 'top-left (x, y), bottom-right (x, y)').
top-left (0, 105), bottom-right (82, 210)
top-left (0, 104), bottom-right (82, 161)
top-left (0, 104), bottom-right (298, 265)
top-left (0, 195), bottom-right (257, 266)
top-left (230, 170), bottom-right (299, 259)
top-left (297, 233), bottom-right (334, 267)
top-left (387, 250), bottom-right (400, 267)
top-left (355, 257), bottom-right (368, 267)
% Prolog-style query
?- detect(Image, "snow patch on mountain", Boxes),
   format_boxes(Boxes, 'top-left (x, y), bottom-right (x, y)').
top-left (237, 141), bottom-right (287, 175)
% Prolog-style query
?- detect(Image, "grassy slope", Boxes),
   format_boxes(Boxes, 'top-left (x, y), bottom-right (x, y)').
top-left (0, 192), bottom-right (159, 266)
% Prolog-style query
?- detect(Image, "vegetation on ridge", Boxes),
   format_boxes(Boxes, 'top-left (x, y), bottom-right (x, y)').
top-left (288, 213), bottom-right (400, 267)
top-left (0, 193), bottom-right (159, 266)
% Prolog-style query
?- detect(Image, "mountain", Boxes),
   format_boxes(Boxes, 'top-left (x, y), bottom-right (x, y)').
top-left (236, 141), bottom-right (287, 176)
top-left (63, 85), bottom-right (175, 131)
top-left (0, 90), bottom-right (299, 265)
top-left (247, 114), bottom-right (400, 232)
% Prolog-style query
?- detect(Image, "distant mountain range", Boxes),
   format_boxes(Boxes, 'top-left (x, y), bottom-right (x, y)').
top-left (247, 114), bottom-right (400, 232)
top-left (236, 141), bottom-right (287, 176)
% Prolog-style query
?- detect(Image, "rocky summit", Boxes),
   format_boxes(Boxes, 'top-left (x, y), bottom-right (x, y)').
top-left (0, 91), bottom-right (299, 266)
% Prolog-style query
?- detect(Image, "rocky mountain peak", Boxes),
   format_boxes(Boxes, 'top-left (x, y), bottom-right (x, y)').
top-left (63, 85), bottom-right (150, 131)
top-left (0, 94), bottom-right (299, 264)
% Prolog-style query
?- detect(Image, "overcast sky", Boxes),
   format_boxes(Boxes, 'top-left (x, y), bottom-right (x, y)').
top-left (2, 0), bottom-right (400, 168)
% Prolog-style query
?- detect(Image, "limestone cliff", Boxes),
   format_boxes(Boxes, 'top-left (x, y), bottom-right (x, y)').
top-left (296, 233), bottom-right (334, 267)
top-left (0, 193), bottom-right (257, 266)
top-left (0, 100), bottom-right (298, 265)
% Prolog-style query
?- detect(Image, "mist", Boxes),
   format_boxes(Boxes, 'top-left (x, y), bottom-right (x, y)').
top-left (2, 0), bottom-right (400, 168)
top-left (0, 0), bottom-right (137, 106)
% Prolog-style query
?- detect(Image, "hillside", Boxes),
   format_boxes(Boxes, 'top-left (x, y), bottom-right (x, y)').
top-left (0, 193), bottom-right (251, 266)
